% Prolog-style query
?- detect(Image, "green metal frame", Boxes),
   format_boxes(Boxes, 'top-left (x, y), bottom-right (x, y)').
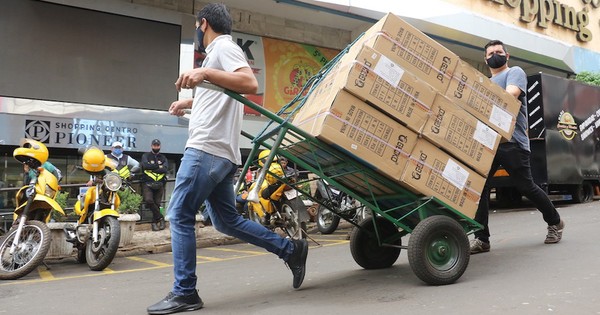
top-left (201, 82), bottom-right (482, 250)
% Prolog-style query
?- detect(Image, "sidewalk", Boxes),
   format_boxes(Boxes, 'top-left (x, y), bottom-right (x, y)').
top-left (116, 220), bottom-right (330, 258)
top-left (116, 221), bottom-right (242, 257)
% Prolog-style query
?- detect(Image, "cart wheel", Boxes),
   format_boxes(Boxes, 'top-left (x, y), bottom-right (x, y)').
top-left (350, 217), bottom-right (401, 269)
top-left (407, 215), bottom-right (469, 285)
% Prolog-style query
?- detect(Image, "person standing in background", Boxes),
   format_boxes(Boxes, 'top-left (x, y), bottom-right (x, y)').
top-left (106, 141), bottom-right (140, 180)
top-left (141, 139), bottom-right (168, 231)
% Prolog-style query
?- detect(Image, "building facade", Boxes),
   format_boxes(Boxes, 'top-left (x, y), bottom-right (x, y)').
top-left (1, 0), bottom-right (599, 210)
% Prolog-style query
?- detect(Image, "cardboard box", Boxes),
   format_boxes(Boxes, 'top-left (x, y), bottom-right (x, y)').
top-left (349, 13), bottom-right (460, 93)
top-left (400, 139), bottom-right (486, 218)
top-left (421, 94), bottom-right (501, 176)
top-left (282, 140), bottom-right (397, 196)
top-left (314, 44), bottom-right (435, 133)
top-left (444, 59), bottom-right (521, 140)
top-left (292, 89), bottom-right (419, 181)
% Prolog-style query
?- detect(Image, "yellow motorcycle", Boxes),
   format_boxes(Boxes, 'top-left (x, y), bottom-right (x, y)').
top-left (65, 147), bottom-right (121, 271)
top-left (0, 139), bottom-right (65, 280)
top-left (246, 150), bottom-right (307, 239)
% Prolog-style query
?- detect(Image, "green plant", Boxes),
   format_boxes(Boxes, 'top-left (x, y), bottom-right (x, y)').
top-left (52, 191), bottom-right (70, 222)
top-left (575, 71), bottom-right (600, 86)
top-left (117, 189), bottom-right (142, 214)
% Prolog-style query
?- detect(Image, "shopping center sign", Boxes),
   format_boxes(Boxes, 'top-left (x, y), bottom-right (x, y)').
top-left (486, 0), bottom-right (598, 42)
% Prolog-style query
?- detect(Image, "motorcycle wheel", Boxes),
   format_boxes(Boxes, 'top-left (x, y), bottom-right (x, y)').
top-left (282, 198), bottom-right (307, 239)
top-left (86, 216), bottom-right (121, 271)
top-left (0, 220), bottom-right (51, 280)
top-left (316, 205), bottom-right (340, 234)
top-left (247, 205), bottom-right (262, 224)
top-left (76, 247), bottom-right (86, 264)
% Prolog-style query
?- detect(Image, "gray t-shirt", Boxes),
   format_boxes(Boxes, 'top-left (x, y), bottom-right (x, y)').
top-left (491, 66), bottom-right (530, 152)
top-left (186, 35), bottom-right (250, 165)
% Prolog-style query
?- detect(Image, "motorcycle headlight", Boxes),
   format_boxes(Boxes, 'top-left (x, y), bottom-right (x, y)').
top-left (44, 184), bottom-right (57, 198)
top-left (104, 172), bottom-right (122, 191)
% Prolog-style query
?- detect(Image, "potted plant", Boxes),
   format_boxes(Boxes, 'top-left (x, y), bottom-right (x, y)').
top-left (47, 191), bottom-right (74, 259)
top-left (117, 189), bottom-right (142, 246)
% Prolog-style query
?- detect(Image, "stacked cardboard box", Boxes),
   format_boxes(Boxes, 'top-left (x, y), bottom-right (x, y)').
top-left (421, 93), bottom-right (502, 176)
top-left (315, 44), bottom-right (436, 133)
top-left (445, 59), bottom-right (521, 139)
top-left (293, 89), bottom-right (419, 182)
top-left (399, 139), bottom-right (486, 218)
top-left (291, 12), bottom-right (520, 217)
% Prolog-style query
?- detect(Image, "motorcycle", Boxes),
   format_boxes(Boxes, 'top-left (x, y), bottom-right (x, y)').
top-left (0, 139), bottom-right (65, 280)
top-left (314, 179), bottom-right (370, 234)
top-left (244, 150), bottom-right (308, 239)
top-left (64, 147), bottom-right (122, 271)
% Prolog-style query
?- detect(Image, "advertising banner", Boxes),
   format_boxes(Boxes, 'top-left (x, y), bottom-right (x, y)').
top-left (196, 32), bottom-right (339, 116)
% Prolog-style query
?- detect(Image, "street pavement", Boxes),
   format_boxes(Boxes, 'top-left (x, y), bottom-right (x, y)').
top-left (1, 200), bottom-right (600, 315)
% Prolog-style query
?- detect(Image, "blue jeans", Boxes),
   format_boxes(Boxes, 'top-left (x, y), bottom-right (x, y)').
top-left (167, 148), bottom-right (294, 295)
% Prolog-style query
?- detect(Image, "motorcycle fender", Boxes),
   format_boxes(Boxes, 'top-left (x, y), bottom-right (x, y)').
top-left (14, 195), bottom-right (64, 222)
top-left (93, 209), bottom-right (120, 221)
top-left (35, 195), bottom-right (65, 215)
top-left (269, 184), bottom-right (286, 201)
top-left (248, 201), bottom-right (266, 218)
top-left (260, 198), bottom-right (274, 214)
top-left (74, 200), bottom-right (84, 216)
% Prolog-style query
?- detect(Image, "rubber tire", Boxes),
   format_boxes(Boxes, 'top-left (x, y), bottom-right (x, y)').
top-left (316, 205), bottom-right (340, 234)
top-left (282, 198), bottom-right (307, 240)
top-left (247, 205), bottom-right (262, 224)
top-left (0, 220), bottom-right (51, 280)
top-left (86, 216), bottom-right (121, 271)
top-left (349, 217), bottom-right (401, 269)
top-left (407, 216), bottom-right (470, 285)
top-left (76, 247), bottom-right (86, 264)
top-left (572, 182), bottom-right (593, 204)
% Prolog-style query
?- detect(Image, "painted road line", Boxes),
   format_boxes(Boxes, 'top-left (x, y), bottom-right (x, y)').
top-left (197, 256), bottom-right (226, 262)
top-left (127, 256), bottom-right (171, 267)
top-left (37, 266), bottom-right (55, 280)
top-left (204, 247), bottom-right (267, 256)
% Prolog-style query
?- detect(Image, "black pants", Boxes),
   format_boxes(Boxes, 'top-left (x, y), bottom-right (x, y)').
top-left (474, 142), bottom-right (561, 243)
top-left (143, 182), bottom-right (164, 223)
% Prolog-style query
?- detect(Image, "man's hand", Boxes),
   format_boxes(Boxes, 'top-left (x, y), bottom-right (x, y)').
top-left (169, 99), bottom-right (193, 117)
top-left (175, 68), bottom-right (209, 92)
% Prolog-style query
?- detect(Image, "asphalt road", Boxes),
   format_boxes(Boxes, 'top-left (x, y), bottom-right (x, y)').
top-left (1, 200), bottom-right (599, 315)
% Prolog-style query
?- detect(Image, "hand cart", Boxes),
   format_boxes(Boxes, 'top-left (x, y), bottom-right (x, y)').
top-left (199, 47), bottom-right (483, 285)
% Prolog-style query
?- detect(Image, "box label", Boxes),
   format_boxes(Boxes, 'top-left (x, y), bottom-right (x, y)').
top-left (442, 158), bottom-right (469, 190)
top-left (373, 54), bottom-right (404, 87)
top-left (473, 121), bottom-right (498, 150)
top-left (490, 105), bottom-right (513, 133)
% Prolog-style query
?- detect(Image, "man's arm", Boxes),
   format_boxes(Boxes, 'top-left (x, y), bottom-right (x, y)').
top-left (141, 153), bottom-right (158, 171)
top-left (506, 67), bottom-right (527, 100)
top-left (128, 156), bottom-right (141, 173)
top-left (506, 84), bottom-right (522, 99)
top-left (156, 155), bottom-right (169, 175)
top-left (175, 66), bottom-right (258, 95)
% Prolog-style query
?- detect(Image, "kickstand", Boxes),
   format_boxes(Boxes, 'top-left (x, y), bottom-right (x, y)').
top-left (42, 261), bottom-right (50, 270)
top-left (303, 230), bottom-right (321, 247)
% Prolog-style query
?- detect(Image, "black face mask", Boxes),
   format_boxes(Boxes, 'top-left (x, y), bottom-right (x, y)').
top-left (486, 54), bottom-right (507, 69)
top-left (152, 148), bottom-right (160, 154)
top-left (196, 27), bottom-right (205, 52)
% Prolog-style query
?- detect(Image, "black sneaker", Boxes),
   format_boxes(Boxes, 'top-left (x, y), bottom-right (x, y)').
top-left (285, 239), bottom-right (308, 289)
top-left (147, 291), bottom-right (203, 315)
top-left (151, 222), bottom-right (160, 232)
top-left (158, 219), bottom-right (166, 230)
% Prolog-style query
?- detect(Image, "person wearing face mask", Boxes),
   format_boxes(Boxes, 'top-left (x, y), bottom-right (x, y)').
top-left (470, 40), bottom-right (564, 254)
top-left (106, 141), bottom-right (140, 180)
top-left (147, 3), bottom-right (308, 314)
top-left (141, 139), bottom-right (169, 231)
